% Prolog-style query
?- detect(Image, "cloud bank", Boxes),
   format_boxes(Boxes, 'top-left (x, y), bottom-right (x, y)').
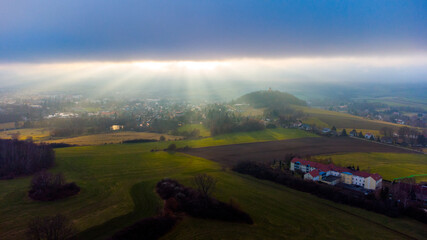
top-left (1, 0), bottom-right (426, 62)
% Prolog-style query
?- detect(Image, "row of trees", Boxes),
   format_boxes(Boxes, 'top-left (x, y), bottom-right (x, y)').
top-left (204, 104), bottom-right (265, 136)
top-left (380, 126), bottom-right (425, 146)
top-left (264, 107), bottom-right (306, 127)
top-left (0, 139), bottom-right (55, 179)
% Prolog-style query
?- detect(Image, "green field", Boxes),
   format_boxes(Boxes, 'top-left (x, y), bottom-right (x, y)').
top-left (1, 142), bottom-right (426, 240)
top-left (177, 124), bottom-right (211, 137)
top-left (318, 152), bottom-right (427, 182)
top-left (297, 106), bottom-right (403, 131)
top-left (52, 127), bottom-right (316, 149)
top-left (365, 97), bottom-right (427, 111)
top-left (0, 128), bottom-right (50, 141)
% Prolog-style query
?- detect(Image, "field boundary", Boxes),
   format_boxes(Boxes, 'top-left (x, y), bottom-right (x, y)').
top-left (348, 136), bottom-right (425, 155)
top-left (235, 173), bottom-right (418, 240)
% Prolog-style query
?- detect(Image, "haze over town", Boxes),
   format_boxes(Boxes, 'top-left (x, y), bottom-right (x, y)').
top-left (0, 1), bottom-right (426, 240)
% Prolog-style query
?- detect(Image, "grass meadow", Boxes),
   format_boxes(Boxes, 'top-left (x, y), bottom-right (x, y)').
top-left (0, 128), bottom-right (50, 141)
top-left (0, 142), bottom-right (426, 239)
top-left (297, 106), bottom-right (403, 131)
top-left (318, 152), bottom-right (427, 182)
top-left (177, 124), bottom-right (211, 137)
top-left (45, 131), bottom-right (182, 145)
top-left (48, 127), bottom-right (318, 148)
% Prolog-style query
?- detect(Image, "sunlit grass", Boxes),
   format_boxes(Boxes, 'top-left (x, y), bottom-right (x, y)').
top-left (318, 152), bottom-right (427, 182)
top-left (0, 128), bottom-right (50, 141)
top-left (45, 131), bottom-right (182, 145)
top-left (296, 106), bottom-right (402, 130)
top-left (0, 145), bottom-right (426, 239)
top-left (177, 124), bottom-right (211, 137)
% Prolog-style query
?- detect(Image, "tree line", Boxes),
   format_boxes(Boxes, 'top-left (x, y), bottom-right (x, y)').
top-left (204, 104), bottom-right (265, 136)
top-left (0, 139), bottom-right (55, 179)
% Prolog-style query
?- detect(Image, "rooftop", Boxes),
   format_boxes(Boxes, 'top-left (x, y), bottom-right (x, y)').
top-left (292, 158), bottom-right (382, 181)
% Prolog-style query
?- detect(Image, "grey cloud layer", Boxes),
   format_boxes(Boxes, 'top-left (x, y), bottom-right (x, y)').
top-left (1, 0), bottom-right (426, 62)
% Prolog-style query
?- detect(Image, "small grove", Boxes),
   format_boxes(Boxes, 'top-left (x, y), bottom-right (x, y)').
top-left (0, 139), bottom-right (80, 201)
top-left (0, 139), bottom-right (54, 179)
top-left (111, 176), bottom-right (252, 240)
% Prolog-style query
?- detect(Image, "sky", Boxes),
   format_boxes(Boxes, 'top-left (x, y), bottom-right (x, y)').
top-left (0, 0), bottom-right (426, 89)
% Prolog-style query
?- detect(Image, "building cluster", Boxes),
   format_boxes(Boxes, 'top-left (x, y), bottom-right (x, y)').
top-left (290, 158), bottom-right (382, 190)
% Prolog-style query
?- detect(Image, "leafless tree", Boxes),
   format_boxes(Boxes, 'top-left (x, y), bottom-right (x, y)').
top-left (27, 214), bottom-right (76, 240)
top-left (193, 174), bottom-right (217, 197)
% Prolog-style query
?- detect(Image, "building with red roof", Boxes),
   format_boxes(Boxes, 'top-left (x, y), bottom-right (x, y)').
top-left (291, 158), bottom-right (382, 190)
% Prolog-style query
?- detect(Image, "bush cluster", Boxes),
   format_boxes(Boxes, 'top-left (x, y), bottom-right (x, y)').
top-left (27, 214), bottom-right (76, 240)
top-left (0, 139), bottom-right (55, 179)
top-left (233, 161), bottom-right (427, 223)
top-left (156, 178), bottom-right (253, 224)
top-left (28, 171), bottom-right (80, 201)
top-left (111, 216), bottom-right (177, 240)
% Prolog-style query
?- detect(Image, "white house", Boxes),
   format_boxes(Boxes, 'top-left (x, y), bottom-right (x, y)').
top-left (291, 158), bottom-right (382, 190)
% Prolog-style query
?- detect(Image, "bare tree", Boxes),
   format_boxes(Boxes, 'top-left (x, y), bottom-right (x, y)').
top-left (380, 127), bottom-right (394, 138)
top-left (27, 214), bottom-right (76, 240)
top-left (193, 174), bottom-right (217, 197)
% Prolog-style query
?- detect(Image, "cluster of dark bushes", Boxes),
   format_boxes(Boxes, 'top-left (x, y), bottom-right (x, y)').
top-left (156, 178), bottom-right (253, 224)
top-left (203, 104), bottom-right (266, 136)
top-left (111, 216), bottom-right (177, 240)
top-left (210, 117), bottom-right (265, 136)
top-left (233, 161), bottom-right (427, 223)
top-left (171, 128), bottom-right (200, 139)
top-left (28, 171), bottom-right (80, 201)
top-left (48, 143), bottom-right (77, 148)
top-left (122, 139), bottom-right (157, 144)
top-left (27, 214), bottom-right (76, 240)
top-left (0, 139), bottom-right (55, 179)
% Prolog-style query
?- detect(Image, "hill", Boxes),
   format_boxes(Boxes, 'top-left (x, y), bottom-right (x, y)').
top-left (235, 90), bottom-right (307, 108)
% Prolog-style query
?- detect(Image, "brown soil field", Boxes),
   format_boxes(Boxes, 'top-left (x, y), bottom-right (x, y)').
top-left (186, 137), bottom-right (419, 167)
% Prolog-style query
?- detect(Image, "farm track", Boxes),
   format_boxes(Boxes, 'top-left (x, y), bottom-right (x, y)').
top-left (186, 137), bottom-right (419, 167)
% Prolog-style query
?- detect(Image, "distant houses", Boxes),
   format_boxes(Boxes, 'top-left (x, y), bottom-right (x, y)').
top-left (380, 136), bottom-right (393, 144)
top-left (364, 133), bottom-right (375, 139)
top-left (349, 129), bottom-right (358, 137)
top-left (290, 158), bottom-right (382, 190)
top-left (299, 124), bottom-right (312, 131)
top-left (110, 125), bottom-right (124, 131)
top-left (322, 128), bottom-right (331, 134)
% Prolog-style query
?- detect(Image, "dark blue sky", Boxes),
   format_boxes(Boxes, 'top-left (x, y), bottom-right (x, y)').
top-left (0, 0), bottom-right (426, 62)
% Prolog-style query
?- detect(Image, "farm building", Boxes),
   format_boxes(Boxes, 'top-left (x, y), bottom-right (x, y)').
top-left (299, 124), bottom-right (312, 131)
top-left (290, 158), bottom-right (382, 190)
top-left (364, 133), bottom-right (375, 139)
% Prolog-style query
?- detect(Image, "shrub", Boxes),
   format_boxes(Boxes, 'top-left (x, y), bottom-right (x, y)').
top-left (193, 173), bottom-right (217, 197)
top-left (29, 171), bottom-right (80, 201)
top-left (111, 216), bottom-right (177, 240)
top-left (156, 178), bottom-right (253, 224)
top-left (166, 143), bottom-right (177, 151)
top-left (27, 214), bottom-right (76, 240)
